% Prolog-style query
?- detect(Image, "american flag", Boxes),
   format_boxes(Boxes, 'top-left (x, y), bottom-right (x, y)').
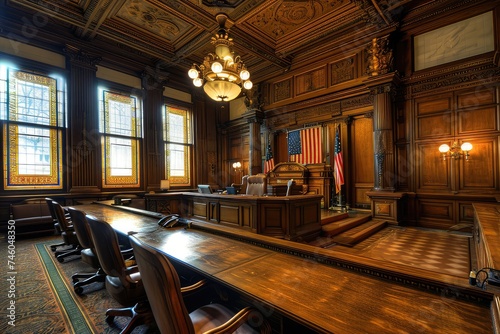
top-left (334, 124), bottom-right (344, 193)
top-left (288, 127), bottom-right (322, 164)
top-left (264, 143), bottom-right (275, 173)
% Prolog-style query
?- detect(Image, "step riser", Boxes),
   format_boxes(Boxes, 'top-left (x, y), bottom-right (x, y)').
top-left (332, 221), bottom-right (387, 247)
top-left (322, 215), bottom-right (372, 237)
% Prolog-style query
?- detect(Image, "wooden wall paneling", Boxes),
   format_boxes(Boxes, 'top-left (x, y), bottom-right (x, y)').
top-left (459, 107), bottom-right (498, 134)
top-left (460, 137), bottom-right (498, 191)
top-left (66, 48), bottom-right (101, 192)
top-left (456, 87), bottom-right (496, 109)
top-left (414, 94), bottom-right (453, 140)
top-left (350, 116), bottom-right (374, 208)
top-left (396, 144), bottom-right (410, 191)
top-left (458, 201), bottom-right (476, 224)
top-left (295, 66), bottom-right (327, 96)
top-left (143, 79), bottom-right (164, 192)
top-left (456, 86), bottom-right (498, 134)
top-left (416, 199), bottom-right (455, 229)
top-left (276, 131), bottom-right (289, 164)
top-left (416, 142), bottom-right (452, 191)
top-left (230, 137), bottom-right (242, 159)
top-left (329, 55), bottom-right (357, 87)
top-left (354, 186), bottom-right (372, 208)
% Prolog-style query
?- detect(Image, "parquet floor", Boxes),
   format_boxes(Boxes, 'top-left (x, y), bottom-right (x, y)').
top-left (320, 210), bottom-right (473, 278)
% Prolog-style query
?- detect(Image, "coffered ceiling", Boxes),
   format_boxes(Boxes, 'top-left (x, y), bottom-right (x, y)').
top-left (1, 0), bottom-right (415, 84)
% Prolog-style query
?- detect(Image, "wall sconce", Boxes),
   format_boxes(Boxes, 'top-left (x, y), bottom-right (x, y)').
top-left (160, 179), bottom-right (170, 191)
top-left (439, 142), bottom-right (472, 160)
top-left (232, 161), bottom-right (241, 172)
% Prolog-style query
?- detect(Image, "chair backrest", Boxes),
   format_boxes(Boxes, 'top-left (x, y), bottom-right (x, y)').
top-left (240, 175), bottom-right (249, 194)
top-left (67, 207), bottom-right (93, 250)
top-left (246, 175), bottom-right (267, 196)
top-left (286, 179), bottom-right (296, 196)
top-left (52, 200), bottom-right (72, 231)
top-left (129, 235), bottom-right (194, 334)
top-left (85, 214), bottom-right (129, 282)
top-left (45, 197), bottom-right (57, 223)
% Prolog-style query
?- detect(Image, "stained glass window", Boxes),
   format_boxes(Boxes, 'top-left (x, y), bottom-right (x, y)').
top-left (99, 89), bottom-right (142, 188)
top-left (163, 105), bottom-right (192, 187)
top-left (1, 66), bottom-right (65, 190)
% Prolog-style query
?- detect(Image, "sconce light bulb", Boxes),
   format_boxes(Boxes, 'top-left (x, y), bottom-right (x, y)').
top-left (461, 142), bottom-right (472, 152)
top-left (439, 144), bottom-right (450, 153)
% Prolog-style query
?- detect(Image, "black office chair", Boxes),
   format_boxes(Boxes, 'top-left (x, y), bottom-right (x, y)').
top-left (67, 207), bottom-right (106, 295)
top-left (51, 200), bottom-right (81, 262)
top-left (85, 214), bottom-right (153, 334)
top-left (129, 235), bottom-right (270, 334)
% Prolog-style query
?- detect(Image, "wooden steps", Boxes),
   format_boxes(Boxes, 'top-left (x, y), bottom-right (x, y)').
top-left (321, 214), bottom-right (372, 237)
top-left (311, 211), bottom-right (388, 248)
top-left (331, 220), bottom-right (388, 246)
top-left (320, 211), bottom-right (349, 225)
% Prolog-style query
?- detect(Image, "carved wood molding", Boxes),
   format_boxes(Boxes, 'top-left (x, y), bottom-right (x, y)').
top-left (405, 63), bottom-right (500, 98)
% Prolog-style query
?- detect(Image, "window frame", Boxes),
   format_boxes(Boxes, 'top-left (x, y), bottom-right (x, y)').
top-left (163, 100), bottom-right (194, 189)
top-left (1, 63), bottom-right (66, 191)
top-left (98, 86), bottom-right (143, 189)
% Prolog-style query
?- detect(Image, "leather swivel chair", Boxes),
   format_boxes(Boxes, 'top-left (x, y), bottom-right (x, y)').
top-left (246, 175), bottom-right (267, 196)
top-left (231, 175), bottom-right (249, 194)
top-left (45, 197), bottom-right (68, 252)
top-left (85, 214), bottom-right (153, 334)
top-left (129, 235), bottom-right (270, 334)
top-left (67, 207), bottom-right (106, 295)
top-left (51, 200), bottom-right (81, 262)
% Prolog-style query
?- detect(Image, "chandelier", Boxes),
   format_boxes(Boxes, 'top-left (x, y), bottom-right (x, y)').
top-left (188, 13), bottom-right (252, 102)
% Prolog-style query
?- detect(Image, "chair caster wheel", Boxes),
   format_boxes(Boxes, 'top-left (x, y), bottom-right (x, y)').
top-left (74, 286), bottom-right (84, 295)
top-left (57, 257), bottom-right (65, 263)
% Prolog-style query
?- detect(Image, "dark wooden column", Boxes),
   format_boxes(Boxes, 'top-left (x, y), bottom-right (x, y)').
top-left (142, 69), bottom-right (168, 192)
top-left (65, 45), bottom-right (101, 193)
top-left (244, 108), bottom-right (264, 175)
top-left (364, 35), bottom-right (399, 191)
top-left (243, 88), bottom-right (264, 175)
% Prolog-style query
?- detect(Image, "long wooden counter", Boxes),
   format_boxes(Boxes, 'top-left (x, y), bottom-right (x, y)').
top-left (134, 224), bottom-right (494, 334)
top-left (145, 192), bottom-right (323, 241)
top-left (72, 203), bottom-right (498, 334)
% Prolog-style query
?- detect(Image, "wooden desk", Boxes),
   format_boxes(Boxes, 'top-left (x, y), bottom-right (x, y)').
top-left (135, 226), bottom-right (494, 334)
top-left (473, 203), bottom-right (500, 278)
top-left (266, 184), bottom-right (302, 196)
top-left (73, 203), bottom-right (497, 333)
top-left (70, 202), bottom-right (163, 235)
top-left (146, 192), bottom-right (323, 241)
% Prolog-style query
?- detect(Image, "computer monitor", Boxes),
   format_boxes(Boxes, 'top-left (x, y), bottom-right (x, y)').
top-left (197, 184), bottom-right (212, 194)
top-left (226, 186), bottom-right (236, 195)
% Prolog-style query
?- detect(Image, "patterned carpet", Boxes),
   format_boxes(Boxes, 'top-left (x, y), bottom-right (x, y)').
top-left (0, 235), bottom-right (154, 334)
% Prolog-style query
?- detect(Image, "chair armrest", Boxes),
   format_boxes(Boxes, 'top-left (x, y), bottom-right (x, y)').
top-left (120, 247), bottom-right (134, 259)
top-left (124, 265), bottom-right (140, 278)
top-left (180, 279), bottom-right (207, 295)
top-left (203, 306), bottom-right (256, 334)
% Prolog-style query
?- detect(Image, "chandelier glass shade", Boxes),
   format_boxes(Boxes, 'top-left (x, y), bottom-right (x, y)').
top-left (188, 13), bottom-right (252, 102)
